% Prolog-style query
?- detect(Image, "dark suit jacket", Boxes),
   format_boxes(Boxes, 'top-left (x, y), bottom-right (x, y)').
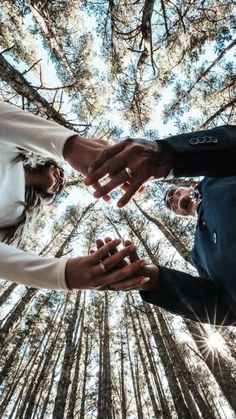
top-left (140, 125), bottom-right (236, 325)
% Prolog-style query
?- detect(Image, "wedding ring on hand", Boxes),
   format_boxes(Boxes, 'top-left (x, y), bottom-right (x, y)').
top-left (99, 261), bottom-right (107, 273)
top-left (125, 167), bottom-right (132, 179)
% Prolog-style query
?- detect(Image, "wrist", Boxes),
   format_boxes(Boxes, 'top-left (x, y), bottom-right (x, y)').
top-left (155, 141), bottom-right (174, 166)
top-left (150, 141), bottom-right (174, 179)
top-left (63, 134), bottom-right (85, 162)
top-left (139, 265), bottom-right (160, 291)
top-left (65, 258), bottom-right (77, 290)
top-left (63, 134), bottom-right (93, 176)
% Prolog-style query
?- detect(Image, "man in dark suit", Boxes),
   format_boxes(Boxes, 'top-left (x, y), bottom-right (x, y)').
top-left (85, 125), bottom-right (236, 325)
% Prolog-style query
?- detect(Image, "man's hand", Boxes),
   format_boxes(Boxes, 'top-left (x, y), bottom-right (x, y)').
top-left (123, 239), bottom-right (160, 292)
top-left (65, 239), bottom-right (149, 290)
top-left (84, 138), bottom-right (174, 207)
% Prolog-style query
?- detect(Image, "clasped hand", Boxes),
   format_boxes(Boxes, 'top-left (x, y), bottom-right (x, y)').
top-left (66, 239), bottom-right (150, 291)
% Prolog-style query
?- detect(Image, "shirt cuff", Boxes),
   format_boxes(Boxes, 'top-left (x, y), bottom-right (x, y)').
top-left (164, 168), bottom-right (174, 179)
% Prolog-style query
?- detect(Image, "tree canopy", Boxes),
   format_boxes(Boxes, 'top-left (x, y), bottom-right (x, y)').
top-left (0, 1), bottom-right (236, 418)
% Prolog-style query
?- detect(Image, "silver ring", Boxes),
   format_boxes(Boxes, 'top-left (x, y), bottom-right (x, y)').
top-left (99, 261), bottom-right (107, 273)
top-left (125, 167), bottom-right (132, 179)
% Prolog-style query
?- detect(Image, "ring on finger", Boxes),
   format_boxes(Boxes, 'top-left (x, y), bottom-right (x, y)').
top-left (99, 261), bottom-right (107, 273)
top-left (125, 167), bottom-right (132, 179)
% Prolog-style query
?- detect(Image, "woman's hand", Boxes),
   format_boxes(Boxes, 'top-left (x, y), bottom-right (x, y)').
top-left (65, 239), bottom-right (149, 290)
top-left (63, 134), bottom-right (110, 178)
top-left (63, 134), bottom-right (112, 201)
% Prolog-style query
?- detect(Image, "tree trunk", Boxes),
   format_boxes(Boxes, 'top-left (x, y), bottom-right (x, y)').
top-left (127, 298), bottom-right (162, 418)
top-left (52, 292), bottom-right (82, 419)
top-left (144, 304), bottom-right (191, 418)
top-left (0, 288), bottom-right (37, 347)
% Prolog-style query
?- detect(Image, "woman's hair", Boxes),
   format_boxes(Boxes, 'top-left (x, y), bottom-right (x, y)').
top-left (2, 151), bottom-right (65, 246)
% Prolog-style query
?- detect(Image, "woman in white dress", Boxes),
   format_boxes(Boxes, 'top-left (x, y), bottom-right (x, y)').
top-left (0, 102), bottom-right (147, 292)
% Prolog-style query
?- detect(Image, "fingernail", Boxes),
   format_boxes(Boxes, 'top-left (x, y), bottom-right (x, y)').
top-left (94, 191), bottom-right (101, 198)
top-left (140, 260), bottom-right (147, 267)
top-left (114, 239), bottom-right (121, 245)
top-left (141, 277), bottom-right (150, 284)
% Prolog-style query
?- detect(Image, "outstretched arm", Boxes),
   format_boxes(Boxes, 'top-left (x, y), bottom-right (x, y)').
top-left (100, 240), bottom-right (236, 325)
top-left (84, 138), bottom-right (173, 207)
top-left (140, 265), bottom-right (236, 326)
top-left (0, 102), bottom-right (110, 178)
top-left (84, 125), bottom-right (236, 207)
top-left (0, 239), bottom-right (148, 291)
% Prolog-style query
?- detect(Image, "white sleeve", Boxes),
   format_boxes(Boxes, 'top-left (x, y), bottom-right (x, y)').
top-left (0, 242), bottom-right (69, 290)
top-left (0, 102), bottom-right (77, 160)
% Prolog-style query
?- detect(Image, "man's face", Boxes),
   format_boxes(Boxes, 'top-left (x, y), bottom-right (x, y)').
top-left (165, 187), bottom-right (197, 217)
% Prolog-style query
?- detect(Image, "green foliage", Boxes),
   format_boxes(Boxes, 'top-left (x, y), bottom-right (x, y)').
top-left (0, 1), bottom-right (236, 418)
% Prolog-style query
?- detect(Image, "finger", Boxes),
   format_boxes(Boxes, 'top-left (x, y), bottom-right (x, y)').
top-left (97, 139), bottom-right (111, 146)
top-left (108, 276), bottom-right (150, 291)
top-left (90, 239), bottom-right (121, 263)
top-left (123, 239), bottom-right (140, 263)
top-left (94, 244), bottom-right (137, 274)
top-left (93, 167), bottom-right (133, 198)
top-left (96, 238), bottom-right (116, 260)
top-left (104, 237), bottom-right (117, 255)
top-left (108, 259), bottom-right (147, 285)
top-left (97, 237), bottom-right (117, 257)
top-left (117, 175), bottom-right (149, 208)
top-left (129, 250), bottom-right (140, 264)
top-left (91, 181), bottom-right (111, 202)
top-left (104, 237), bottom-right (128, 268)
top-left (121, 182), bottom-right (130, 192)
top-left (138, 186), bottom-right (145, 194)
top-left (94, 259), bottom-right (147, 288)
top-left (85, 148), bottom-right (132, 186)
top-left (104, 237), bottom-right (113, 243)
top-left (121, 182), bottom-right (145, 195)
top-left (124, 240), bottom-right (132, 246)
top-left (102, 195), bottom-right (112, 202)
top-left (88, 141), bottom-right (127, 174)
top-left (97, 236), bottom-right (120, 256)
top-left (96, 239), bottom-right (105, 249)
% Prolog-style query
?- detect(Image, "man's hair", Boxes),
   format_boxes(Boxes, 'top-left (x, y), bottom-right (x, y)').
top-left (2, 151), bottom-right (65, 246)
top-left (164, 187), bottom-right (177, 210)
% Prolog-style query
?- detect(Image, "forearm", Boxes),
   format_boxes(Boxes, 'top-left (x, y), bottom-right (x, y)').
top-left (160, 125), bottom-right (236, 177)
top-left (0, 242), bottom-right (69, 290)
top-left (0, 102), bottom-right (76, 160)
top-left (140, 266), bottom-right (236, 325)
